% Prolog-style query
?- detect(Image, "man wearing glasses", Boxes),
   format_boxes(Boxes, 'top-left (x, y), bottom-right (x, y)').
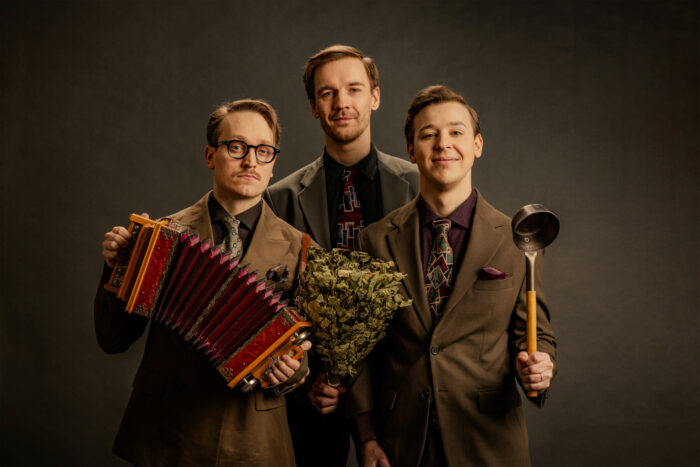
top-left (264, 45), bottom-right (419, 466)
top-left (95, 99), bottom-right (312, 466)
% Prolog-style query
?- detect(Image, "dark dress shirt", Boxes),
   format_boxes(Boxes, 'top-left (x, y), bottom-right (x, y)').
top-left (324, 146), bottom-right (382, 244)
top-left (417, 189), bottom-right (478, 276)
top-left (208, 195), bottom-right (262, 254)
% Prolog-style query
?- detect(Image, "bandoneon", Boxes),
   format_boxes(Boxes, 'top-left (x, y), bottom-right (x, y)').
top-left (104, 214), bottom-right (311, 392)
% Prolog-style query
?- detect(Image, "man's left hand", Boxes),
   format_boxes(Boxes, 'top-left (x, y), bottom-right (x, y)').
top-left (267, 341), bottom-right (312, 387)
top-left (516, 351), bottom-right (553, 394)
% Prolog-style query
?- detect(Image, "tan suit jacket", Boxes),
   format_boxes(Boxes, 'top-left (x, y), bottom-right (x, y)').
top-left (94, 192), bottom-right (308, 467)
top-left (264, 150), bottom-right (419, 249)
top-left (347, 193), bottom-right (557, 467)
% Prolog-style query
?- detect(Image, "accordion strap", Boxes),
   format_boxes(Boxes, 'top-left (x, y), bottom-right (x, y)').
top-left (299, 233), bottom-right (312, 274)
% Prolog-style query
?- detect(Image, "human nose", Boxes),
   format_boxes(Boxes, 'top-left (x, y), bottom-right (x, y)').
top-left (333, 90), bottom-right (350, 109)
top-left (241, 145), bottom-right (258, 166)
top-left (434, 131), bottom-right (452, 150)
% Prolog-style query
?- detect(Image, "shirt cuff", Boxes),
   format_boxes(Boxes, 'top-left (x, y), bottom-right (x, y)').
top-left (352, 411), bottom-right (378, 445)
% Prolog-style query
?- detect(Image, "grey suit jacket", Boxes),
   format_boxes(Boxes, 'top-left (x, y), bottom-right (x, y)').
top-left (264, 150), bottom-right (419, 249)
top-left (94, 192), bottom-right (307, 467)
top-left (346, 192), bottom-right (557, 467)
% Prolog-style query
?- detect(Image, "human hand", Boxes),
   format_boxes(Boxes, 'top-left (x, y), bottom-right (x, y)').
top-left (361, 440), bottom-right (391, 467)
top-left (101, 213), bottom-right (149, 267)
top-left (309, 372), bottom-right (346, 415)
top-left (516, 351), bottom-right (553, 395)
top-left (267, 340), bottom-right (312, 387)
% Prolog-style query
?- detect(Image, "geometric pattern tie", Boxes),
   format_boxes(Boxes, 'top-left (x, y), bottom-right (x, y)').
top-left (336, 168), bottom-right (364, 251)
top-left (424, 218), bottom-right (454, 322)
top-left (222, 215), bottom-right (242, 259)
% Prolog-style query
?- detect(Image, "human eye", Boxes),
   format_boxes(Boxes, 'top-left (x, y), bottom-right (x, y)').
top-left (319, 90), bottom-right (333, 99)
top-left (229, 141), bottom-right (245, 153)
top-left (451, 129), bottom-right (464, 136)
top-left (420, 132), bottom-right (437, 140)
top-left (258, 146), bottom-right (272, 157)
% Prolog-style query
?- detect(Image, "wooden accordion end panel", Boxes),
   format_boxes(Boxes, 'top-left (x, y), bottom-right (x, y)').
top-left (104, 214), bottom-right (311, 392)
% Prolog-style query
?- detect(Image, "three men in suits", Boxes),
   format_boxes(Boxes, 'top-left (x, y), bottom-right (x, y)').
top-left (264, 45), bottom-right (419, 466)
top-left (347, 85), bottom-right (558, 466)
top-left (95, 99), bottom-right (312, 466)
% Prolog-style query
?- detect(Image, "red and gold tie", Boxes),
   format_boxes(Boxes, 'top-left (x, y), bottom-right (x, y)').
top-left (336, 168), bottom-right (364, 251)
top-left (424, 219), bottom-right (454, 321)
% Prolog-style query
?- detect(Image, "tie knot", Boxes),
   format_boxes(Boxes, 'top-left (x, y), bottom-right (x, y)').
top-left (342, 168), bottom-right (358, 182)
top-left (222, 215), bottom-right (240, 232)
top-left (433, 218), bottom-right (451, 234)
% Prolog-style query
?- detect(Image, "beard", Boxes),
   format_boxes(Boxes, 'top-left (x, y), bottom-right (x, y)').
top-left (319, 113), bottom-right (370, 144)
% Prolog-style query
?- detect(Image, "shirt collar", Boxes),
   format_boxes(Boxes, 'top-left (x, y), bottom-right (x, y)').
top-left (208, 194), bottom-right (262, 232)
top-left (417, 189), bottom-right (478, 230)
top-left (323, 145), bottom-right (378, 180)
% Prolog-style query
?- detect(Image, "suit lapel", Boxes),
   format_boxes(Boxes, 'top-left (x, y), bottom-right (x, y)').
top-left (242, 203), bottom-right (291, 272)
top-left (436, 194), bottom-right (506, 327)
top-left (298, 158), bottom-right (332, 248)
top-left (173, 192), bottom-right (215, 241)
top-left (386, 200), bottom-right (432, 336)
top-left (378, 152), bottom-right (413, 215)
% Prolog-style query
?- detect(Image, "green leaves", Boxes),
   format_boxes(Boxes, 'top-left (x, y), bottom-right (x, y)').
top-left (296, 248), bottom-right (412, 382)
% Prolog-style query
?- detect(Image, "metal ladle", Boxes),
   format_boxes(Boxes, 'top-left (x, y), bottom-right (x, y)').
top-left (512, 204), bottom-right (559, 396)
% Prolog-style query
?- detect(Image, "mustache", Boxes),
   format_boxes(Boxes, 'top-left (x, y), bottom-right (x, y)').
top-left (330, 111), bottom-right (358, 120)
top-left (234, 170), bottom-right (261, 180)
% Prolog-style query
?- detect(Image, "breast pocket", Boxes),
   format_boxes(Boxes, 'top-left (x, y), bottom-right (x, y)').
top-left (473, 277), bottom-right (514, 291)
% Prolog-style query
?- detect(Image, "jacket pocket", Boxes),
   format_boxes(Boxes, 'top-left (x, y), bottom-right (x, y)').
top-left (473, 277), bottom-right (514, 291)
top-left (477, 386), bottom-right (521, 413)
top-left (132, 366), bottom-right (166, 399)
top-left (254, 388), bottom-right (285, 411)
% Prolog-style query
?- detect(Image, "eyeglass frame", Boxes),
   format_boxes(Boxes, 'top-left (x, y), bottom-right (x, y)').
top-left (212, 139), bottom-right (280, 164)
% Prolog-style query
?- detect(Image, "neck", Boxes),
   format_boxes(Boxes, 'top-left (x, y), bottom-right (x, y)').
top-left (324, 131), bottom-right (372, 167)
top-left (420, 178), bottom-right (473, 217)
top-left (212, 187), bottom-right (261, 216)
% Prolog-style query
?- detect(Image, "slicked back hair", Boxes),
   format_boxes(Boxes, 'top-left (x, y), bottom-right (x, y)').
top-left (206, 99), bottom-right (281, 147)
top-left (303, 45), bottom-right (379, 102)
top-left (404, 85), bottom-right (480, 144)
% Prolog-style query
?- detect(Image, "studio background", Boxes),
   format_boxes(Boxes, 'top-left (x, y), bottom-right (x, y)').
top-left (2, 1), bottom-right (697, 466)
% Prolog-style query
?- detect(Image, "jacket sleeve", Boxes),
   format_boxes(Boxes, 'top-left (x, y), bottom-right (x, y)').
top-left (94, 264), bottom-right (149, 354)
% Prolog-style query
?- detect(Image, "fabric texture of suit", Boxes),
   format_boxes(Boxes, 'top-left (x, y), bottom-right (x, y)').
top-left (347, 192), bottom-right (557, 467)
top-left (94, 192), bottom-right (308, 467)
top-left (264, 150), bottom-right (419, 249)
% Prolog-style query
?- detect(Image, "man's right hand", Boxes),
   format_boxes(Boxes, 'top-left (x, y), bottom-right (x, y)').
top-left (102, 214), bottom-right (149, 267)
top-left (361, 440), bottom-right (390, 467)
top-left (308, 372), bottom-right (345, 415)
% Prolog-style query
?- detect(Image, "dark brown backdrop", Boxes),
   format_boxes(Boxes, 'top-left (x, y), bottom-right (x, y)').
top-left (2, 1), bottom-right (698, 465)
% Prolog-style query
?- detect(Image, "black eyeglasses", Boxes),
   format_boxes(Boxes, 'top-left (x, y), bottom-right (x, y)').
top-left (212, 139), bottom-right (280, 164)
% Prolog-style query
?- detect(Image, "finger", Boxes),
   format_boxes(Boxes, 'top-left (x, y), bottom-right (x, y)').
top-left (279, 355), bottom-right (300, 371)
top-left (111, 226), bottom-right (131, 241)
top-left (517, 351), bottom-right (529, 363)
top-left (140, 212), bottom-right (150, 219)
top-left (267, 372), bottom-right (280, 385)
top-left (313, 383), bottom-right (340, 397)
top-left (270, 363), bottom-right (295, 381)
top-left (300, 340), bottom-right (312, 351)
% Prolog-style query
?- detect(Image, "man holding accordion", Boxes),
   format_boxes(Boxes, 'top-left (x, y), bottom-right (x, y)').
top-left (95, 99), bottom-right (313, 466)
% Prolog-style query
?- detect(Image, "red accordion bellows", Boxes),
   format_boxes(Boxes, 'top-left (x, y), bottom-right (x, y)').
top-left (105, 214), bottom-right (310, 392)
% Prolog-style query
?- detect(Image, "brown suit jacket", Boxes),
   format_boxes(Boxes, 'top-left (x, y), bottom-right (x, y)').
top-left (347, 192), bottom-right (557, 467)
top-left (263, 150), bottom-right (419, 249)
top-left (94, 192), bottom-right (308, 467)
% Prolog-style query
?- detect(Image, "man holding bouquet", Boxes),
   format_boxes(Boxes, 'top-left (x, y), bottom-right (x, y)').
top-left (347, 85), bottom-right (558, 466)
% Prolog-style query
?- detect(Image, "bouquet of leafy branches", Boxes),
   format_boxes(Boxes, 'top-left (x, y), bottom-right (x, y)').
top-left (295, 247), bottom-right (412, 385)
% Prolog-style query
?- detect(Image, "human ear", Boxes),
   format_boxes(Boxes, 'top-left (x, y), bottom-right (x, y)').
top-left (204, 146), bottom-right (216, 169)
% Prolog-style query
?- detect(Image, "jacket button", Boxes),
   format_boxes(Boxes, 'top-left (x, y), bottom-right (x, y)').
top-left (420, 390), bottom-right (431, 400)
top-left (431, 345), bottom-right (440, 355)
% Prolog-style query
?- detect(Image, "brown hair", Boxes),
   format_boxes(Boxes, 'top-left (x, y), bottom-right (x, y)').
top-left (206, 99), bottom-right (281, 146)
top-left (303, 45), bottom-right (379, 101)
top-left (404, 85), bottom-right (481, 143)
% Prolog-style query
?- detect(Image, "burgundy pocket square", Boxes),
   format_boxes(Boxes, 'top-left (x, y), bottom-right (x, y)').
top-left (478, 266), bottom-right (511, 280)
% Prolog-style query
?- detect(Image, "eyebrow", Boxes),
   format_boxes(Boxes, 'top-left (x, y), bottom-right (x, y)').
top-left (418, 122), bottom-right (468, 132)
top-left (228, 135), bottom-right (275, 145)
top-left (316, 81), bottom-right (367, 94)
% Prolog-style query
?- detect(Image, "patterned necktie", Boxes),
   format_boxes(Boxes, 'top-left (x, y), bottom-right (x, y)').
top-left (222, 215), bottom-right (242, 259)
top-left (336, 168), bottom-right (364, 251)
top-left (424, 219), bottom-right (454, 322)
